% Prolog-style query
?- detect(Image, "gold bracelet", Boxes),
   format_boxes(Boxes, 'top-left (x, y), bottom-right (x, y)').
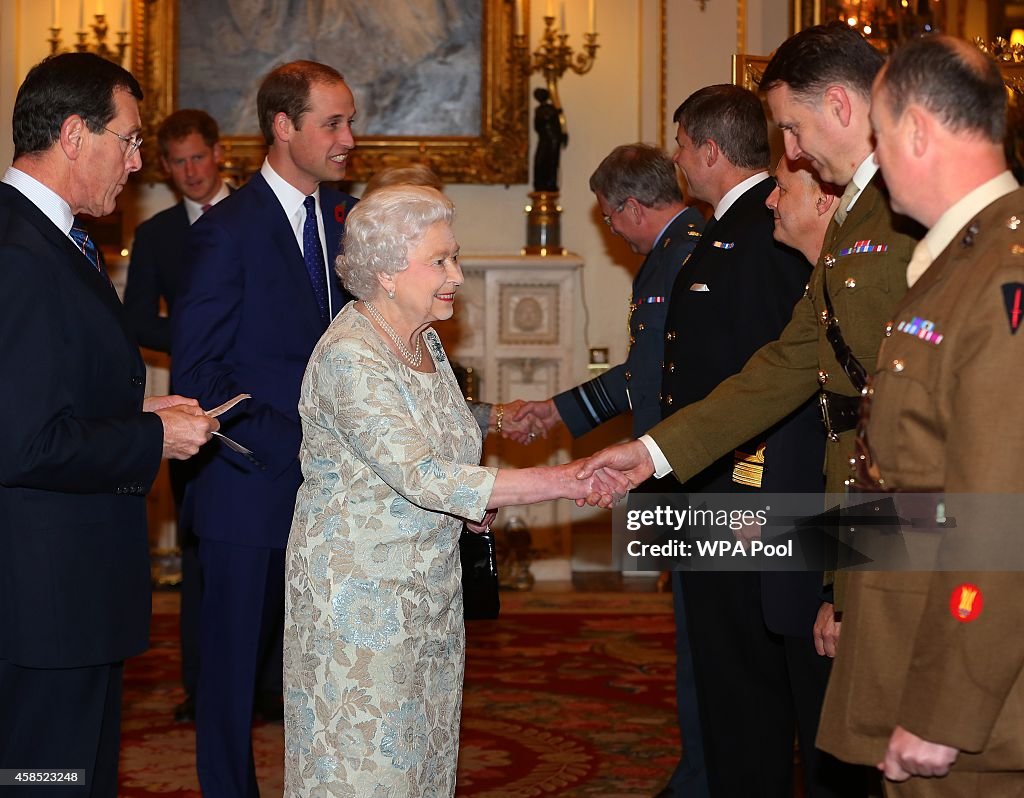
top-left (495, 403), bottom-right (504, 434)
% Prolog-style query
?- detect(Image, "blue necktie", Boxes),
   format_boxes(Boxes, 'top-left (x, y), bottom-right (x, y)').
top-left (302, 196), bottom-right (329, 325)
top-left (69, 220), bottom-right (102, 273)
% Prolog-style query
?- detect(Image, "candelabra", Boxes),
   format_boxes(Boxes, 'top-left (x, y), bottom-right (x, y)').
top-left (513, 14), bottom-right (599, 117)
top-left (513, 13), bottom-right (599, 256)
top-left (49, 14), bottom-right (129, 66)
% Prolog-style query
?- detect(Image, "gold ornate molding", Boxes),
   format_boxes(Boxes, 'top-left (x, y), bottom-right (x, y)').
top-left (732, 54), bottom-right (769, 91)
top-left (132, 0), bottom-right (528, 185)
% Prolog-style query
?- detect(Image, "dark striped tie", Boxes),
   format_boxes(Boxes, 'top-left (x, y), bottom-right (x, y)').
top-left (69, 221), bottom-right (102, 273)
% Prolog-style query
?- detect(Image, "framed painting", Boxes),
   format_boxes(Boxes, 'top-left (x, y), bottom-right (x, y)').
top-left (132, 0), bottom-right (529, 184)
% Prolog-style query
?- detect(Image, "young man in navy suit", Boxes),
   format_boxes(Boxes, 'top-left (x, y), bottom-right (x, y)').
top-left (0, 52), bottom-right (216, 796)
top-left (123, 109), bottom-right (234, 725)
top-left (171, 60), bottom-right (357, 797)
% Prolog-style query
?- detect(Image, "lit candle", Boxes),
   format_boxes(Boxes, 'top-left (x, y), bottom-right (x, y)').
top-left (121, 0), bottom-right (127, 29)
top-left (78, 0), bottom-right (84, 29)
top-left (514, 0), bottom-right (523, 35)
top-left (96, 0), bottom-right (103, 14)
top-left (560, 0), bottom-right (566, 30)
top-left (51, 0), bottom-right (59, 27)
top-left (589, 0), bottom-right (596, 33)
top-left (546, 0), bottom-right (554, 18)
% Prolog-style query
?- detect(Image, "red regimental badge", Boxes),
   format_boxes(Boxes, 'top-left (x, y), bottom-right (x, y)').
top-left (949, 583), bottom-right (983, 623)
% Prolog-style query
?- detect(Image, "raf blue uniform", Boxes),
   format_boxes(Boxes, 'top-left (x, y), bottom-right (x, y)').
top-left (554, 207), bottom-right (704, 438)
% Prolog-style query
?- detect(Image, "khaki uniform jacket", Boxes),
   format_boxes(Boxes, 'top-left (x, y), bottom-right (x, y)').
top-left (817, 188), bottom-right (1024, 771)
top-left (648, 172), bottom-right (919, 494)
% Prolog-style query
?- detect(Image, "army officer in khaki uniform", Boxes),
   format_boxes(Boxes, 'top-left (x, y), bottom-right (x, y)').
top-left (816, 35), bottom-right (1024, 797)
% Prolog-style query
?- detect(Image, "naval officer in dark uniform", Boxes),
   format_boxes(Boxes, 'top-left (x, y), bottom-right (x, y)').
top-left (660, 83), bottom-right (827, 798)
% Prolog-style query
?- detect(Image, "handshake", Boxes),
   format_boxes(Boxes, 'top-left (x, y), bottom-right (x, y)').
top-left (492, 400), bottom-right (659, 509)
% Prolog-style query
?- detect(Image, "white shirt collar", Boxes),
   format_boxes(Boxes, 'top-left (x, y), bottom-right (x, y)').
top-left (845, 154), bottom-right (879, 214)
top-left (2, 166), bottom-right (75, 236)
top-left (907, 170), bottom-right (1019, 287)
top-left (261, 158), bottom-right (318, 220)
top-left (714, 171), bottom-right (770, 220)
top-left (183, 180), bottom-right (231, 225)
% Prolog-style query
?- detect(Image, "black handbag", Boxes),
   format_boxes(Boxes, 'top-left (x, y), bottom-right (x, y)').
top-left (459, 526), bottom-right (500, 620)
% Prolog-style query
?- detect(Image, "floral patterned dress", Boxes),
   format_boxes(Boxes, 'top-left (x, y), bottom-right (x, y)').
top-left (284, 304), bottom-right (496, 798)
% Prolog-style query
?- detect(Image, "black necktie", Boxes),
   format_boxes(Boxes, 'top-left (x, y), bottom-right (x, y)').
top-left (69, 220), bottom-right (102, 273)
top-left (302, 196), bottom-right (329, 325)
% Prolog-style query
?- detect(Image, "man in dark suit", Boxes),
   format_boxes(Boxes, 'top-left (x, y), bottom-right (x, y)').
top-left (0, 52), bottom-right (216, 797)
top-left (511, 143), bottom-right (710, 797)
top-left (171, 60), bottom-right (357, 797)
top-left (658, 84), bottom-right (825, 798)
top-left (124, 109), bottom-right (228, 352)
top-left (123, 108), bottom-right (232, 724)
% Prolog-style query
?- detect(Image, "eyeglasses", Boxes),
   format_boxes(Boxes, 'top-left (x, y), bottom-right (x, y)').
top-left (602, 200), bottom-right (628, 227)
top-left (104, 127), bottom-right (143, 157)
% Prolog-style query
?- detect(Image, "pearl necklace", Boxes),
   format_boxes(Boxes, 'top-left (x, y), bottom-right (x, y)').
top-left (362, 300), bottom-right (423, 367)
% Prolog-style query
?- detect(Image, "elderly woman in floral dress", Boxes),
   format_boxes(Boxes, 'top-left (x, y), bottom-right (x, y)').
top-left (283, 185), bottom-right (623, 797)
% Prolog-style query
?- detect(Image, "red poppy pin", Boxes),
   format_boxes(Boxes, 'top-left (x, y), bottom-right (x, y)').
top-left (949, 583), bottom-right (983, 623)
top-left (334, 204), bottom-right (347, 224)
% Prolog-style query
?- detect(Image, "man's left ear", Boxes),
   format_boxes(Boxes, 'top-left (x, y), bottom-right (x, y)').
top-left (824, 85), bottom-right (853, 129)
top-left (59, 115), bottom-right (85, 160)
top-left (703, 139), bottom-right (719, 169)
top-left (212, 142), bottom-right (224, 165)
top-left (906, 106), bottom-right (929, 158)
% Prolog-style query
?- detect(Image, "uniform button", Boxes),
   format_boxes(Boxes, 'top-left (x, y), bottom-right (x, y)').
top-left (818, 370), bottom-right (829, 385)
top-left (819, 309), bottom-right (829, 326)
top-left (844, 277), bottom-right (856, 288)
top-left (131, 376), bottom-right (144, 386)
top-left (824, 254), bottom-right (836, 268)
top-left (666, 331), bottom-right (676, 342)
top-left (658, 392), bottom-right (663, 401)
top-left (668, 362), bottom-right (675, 373)
top-left (665, 395), bottom-right (673, 406)
top-left (624, 371), bottom-right (632, 381)
top-left (629, 336), bottom-right (636, 345)
top-left (892, 359), bottom-right (905, 372)
top-left (884, 321), bottom-right (894, 337)
top-left (637, 322), bottom-right (645, 332)
top-left (659, 360), bottom-right (664, 370)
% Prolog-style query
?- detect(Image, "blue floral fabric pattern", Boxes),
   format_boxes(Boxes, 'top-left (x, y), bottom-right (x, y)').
top-left (284, 304), bottom-right (496, 797)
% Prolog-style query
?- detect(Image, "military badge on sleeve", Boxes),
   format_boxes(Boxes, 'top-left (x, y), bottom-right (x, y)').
top-left (949, 583), bottom-right (983, 623)
top-left (1002, 283), bottom-right (1023, 334)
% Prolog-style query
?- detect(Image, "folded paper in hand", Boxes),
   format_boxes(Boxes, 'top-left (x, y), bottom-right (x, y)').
top-left (204, 393), bottom-right (255, 457)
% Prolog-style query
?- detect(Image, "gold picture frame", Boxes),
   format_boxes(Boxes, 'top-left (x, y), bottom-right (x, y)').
top-left (132, 0), bottom-right (529, 185)
top-left (732, 54), bottom-right (770, 92)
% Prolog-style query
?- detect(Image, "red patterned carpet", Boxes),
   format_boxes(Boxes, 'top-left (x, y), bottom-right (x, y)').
top-left (119, 592), bottom-right (679, 797)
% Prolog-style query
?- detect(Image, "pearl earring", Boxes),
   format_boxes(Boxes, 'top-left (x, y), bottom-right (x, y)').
top-left (388, 289), bottom-right (395, 299)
